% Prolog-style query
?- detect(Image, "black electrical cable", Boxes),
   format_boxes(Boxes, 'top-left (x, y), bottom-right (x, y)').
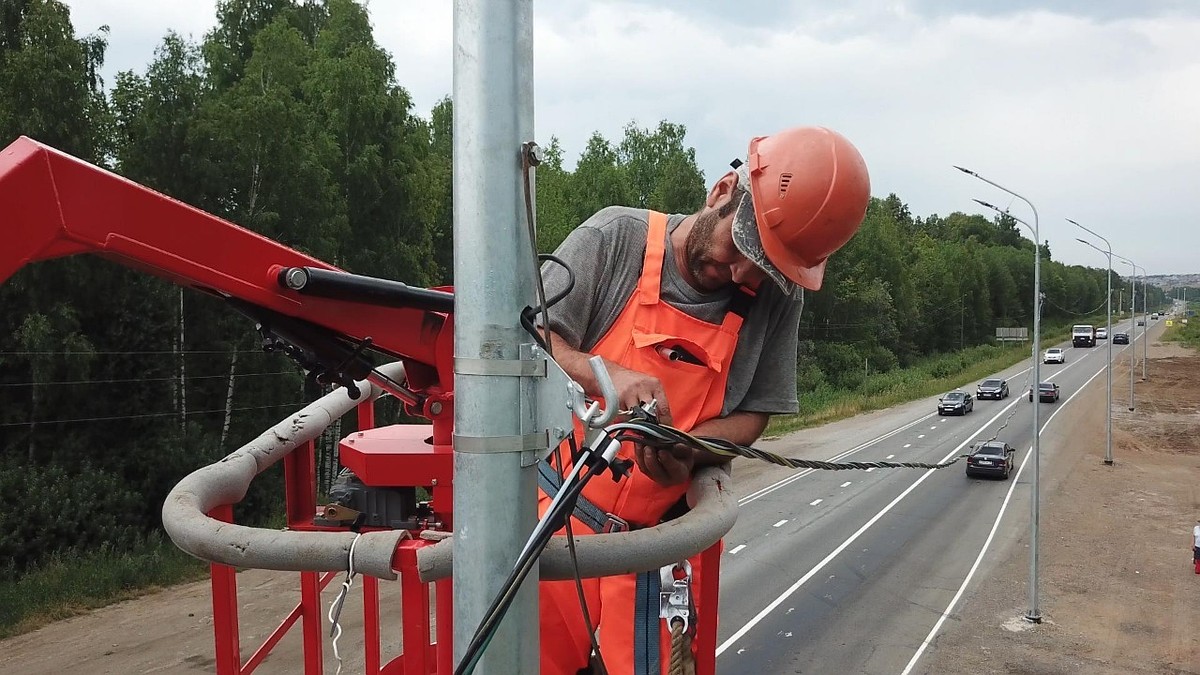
top-left (520, 254), bottom-right (576, 350)
top-left (538, 254), bottom-right (575, 308)
top-left (454, 436), bottom-right (614, 675)
top-left (521, 147), bottom-right (553, 356)
top-left (557, 440), bottom-right (609, 675)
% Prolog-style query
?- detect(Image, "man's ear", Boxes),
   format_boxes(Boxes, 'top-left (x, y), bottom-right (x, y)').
top-left (706, 170), bottom-right (739, 209)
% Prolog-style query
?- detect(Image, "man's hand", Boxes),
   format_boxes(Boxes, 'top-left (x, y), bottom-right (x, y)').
top-left (633, 443), bottom-right (694, 486)
top-left (608, 362), bottom-right (674, 426)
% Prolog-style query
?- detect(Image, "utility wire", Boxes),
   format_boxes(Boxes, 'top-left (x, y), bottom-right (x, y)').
top-left (0, 370), bottom-right (298, 388)
top-left (0, 401), bottom-right (306, 428)
top-left (0, 349), bottom-right (274, 356)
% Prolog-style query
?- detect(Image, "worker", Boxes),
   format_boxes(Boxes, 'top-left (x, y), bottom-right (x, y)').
top-left (537, 125), bottom-right (871, 675)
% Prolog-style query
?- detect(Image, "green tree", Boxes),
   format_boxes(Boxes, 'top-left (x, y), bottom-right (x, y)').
top-left (427, 96), bottom-right (453, 281)
top-left (617, 120), bottom-right (706, 214)
top-left (534, 137), bottom-right (576, 253)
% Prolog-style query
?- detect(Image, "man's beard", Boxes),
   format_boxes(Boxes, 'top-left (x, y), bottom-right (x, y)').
top-left (685, 209), bottom-right (721, 290)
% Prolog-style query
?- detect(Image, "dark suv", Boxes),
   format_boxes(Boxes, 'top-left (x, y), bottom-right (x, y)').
top-left (1113, 332), bottom-right (1130, 345)
top-left (976, 378), bottom-right (1009, 400)
top-left (965, 440), bottom-right (1016, 479)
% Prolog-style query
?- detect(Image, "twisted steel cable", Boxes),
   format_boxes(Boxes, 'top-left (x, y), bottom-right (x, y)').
top-left (607, 420), bottom-right (968, 471)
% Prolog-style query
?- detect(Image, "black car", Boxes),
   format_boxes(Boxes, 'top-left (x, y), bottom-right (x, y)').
top-left (1113, 332), bottom-right (1130, 345)
top-left (938, 390), bottom-right (974, 415)
top-left (965, 440), bottom-right (1016, 479)
top-left (1028, 382), bottom-right (1061, 402)
top-left (976, 378), bottom-right (1010, 400)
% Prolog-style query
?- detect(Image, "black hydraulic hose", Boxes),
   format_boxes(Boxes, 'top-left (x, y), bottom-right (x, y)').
top-left (279, 266), bottom-right (454, 313)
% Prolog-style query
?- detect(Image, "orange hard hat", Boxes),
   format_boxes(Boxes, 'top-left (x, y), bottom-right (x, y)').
top-left (730, 126), bottom-right (870, 292)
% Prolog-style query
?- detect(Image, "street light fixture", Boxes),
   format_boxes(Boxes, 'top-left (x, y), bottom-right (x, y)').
top-left (1115, 255), bottom-right (1139, 410)
top-left (959, 164), bottom-right (1043, 625)
top-left (1069, 221), bottom-right (1114, 467)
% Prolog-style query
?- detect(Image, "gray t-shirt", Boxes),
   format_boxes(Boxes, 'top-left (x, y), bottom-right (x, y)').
top-left (541, 206), bottom-right (802, 416)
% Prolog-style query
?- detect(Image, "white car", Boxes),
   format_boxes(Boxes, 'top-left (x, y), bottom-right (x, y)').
top-left (1044, 347), bottom-right (1065, 364)
top-left (1096, 328), bottom-right (1108, 339)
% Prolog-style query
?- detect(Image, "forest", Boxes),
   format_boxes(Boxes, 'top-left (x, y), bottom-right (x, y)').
top-left (0, 0), bottom-right (1169, 582)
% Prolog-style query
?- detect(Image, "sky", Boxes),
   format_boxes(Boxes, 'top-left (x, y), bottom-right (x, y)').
top-left (61, 1), bottom-right (1200, 276)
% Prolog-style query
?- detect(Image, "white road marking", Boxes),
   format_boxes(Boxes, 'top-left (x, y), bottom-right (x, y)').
top-left (866, 467), bottom-right (875, 472)
top-left (773, 519), bottom-right (788, 527)
top-left (729, 544), bottom-right (747, 555)
top-left (917, 434), bottom-right (925, 439)
top-left (809, 499), bottom-right (823, 506)
top-left (840, 481), bottom-right (852, 488)
top-left (903, 444), bottom-right (911, 448)
top-left (900, 362), bottom-right (1108, 674)
top-left (886, 454), bottom-right (895, 460)
top-left (738, 414), bottom-right (936, 506)
top-left (930, 425), bottom-right (937, 429)
top-left (717, 402), bottom-right (1020, 658)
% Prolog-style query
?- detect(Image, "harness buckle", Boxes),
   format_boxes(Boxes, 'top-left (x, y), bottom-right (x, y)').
top-left (601, 514), bottom-right (629, 533)
top-left (659, 560), bottom-right (692, 633)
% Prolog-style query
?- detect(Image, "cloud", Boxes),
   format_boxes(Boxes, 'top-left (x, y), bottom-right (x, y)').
top-left (59, 0), bottom-right (1200, 274)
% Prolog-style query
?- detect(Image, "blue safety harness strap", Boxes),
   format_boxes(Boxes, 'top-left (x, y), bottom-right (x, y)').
top-left (537, 459), bottom-right (609, 533)
top-left (634, 569), bottom-right (662, 675)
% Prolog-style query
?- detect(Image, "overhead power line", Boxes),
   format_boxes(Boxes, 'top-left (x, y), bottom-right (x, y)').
top-left (0, 370), bottom-right (298, 388)
top-left (0, 402), bottom-right (307, 428)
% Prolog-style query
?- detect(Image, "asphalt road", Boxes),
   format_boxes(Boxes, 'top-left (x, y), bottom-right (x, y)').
top-left (715, 318), bottom-right (1161, 674)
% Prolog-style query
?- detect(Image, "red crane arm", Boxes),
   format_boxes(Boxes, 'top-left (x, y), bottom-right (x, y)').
top-left (0, 136), bottom-right (453, 397)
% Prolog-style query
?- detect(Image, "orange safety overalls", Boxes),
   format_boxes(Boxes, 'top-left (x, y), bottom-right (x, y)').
top-left (538, 210), bottom-right (753, 675)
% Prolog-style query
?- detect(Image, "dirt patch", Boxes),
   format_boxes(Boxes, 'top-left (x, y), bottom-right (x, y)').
top-left (922, 339), bottom-right (1200, 675)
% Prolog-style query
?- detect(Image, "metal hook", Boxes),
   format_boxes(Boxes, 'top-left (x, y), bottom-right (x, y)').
top-left (568, 355), bottom-right (619, 428)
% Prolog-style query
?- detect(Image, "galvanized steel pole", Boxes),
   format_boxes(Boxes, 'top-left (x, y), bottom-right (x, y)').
top-left (1069, 222), bottom-right (1113, 466)
top-left (1140, 266), bottom-right (1148, 379)
top-left (962, 168), bottom-right (1042, 624)
top-left (1117, 256), bottom-right (1137, 411)
top-left (452, 1), bottom-right (540, 672)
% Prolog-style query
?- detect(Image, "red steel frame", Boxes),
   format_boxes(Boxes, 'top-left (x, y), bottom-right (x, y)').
top-left (206, 396), bottom-right (456, 675)
top-left (0, 135), bottom-right (723, 674)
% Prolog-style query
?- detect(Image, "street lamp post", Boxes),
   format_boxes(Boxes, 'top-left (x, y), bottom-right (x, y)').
top-left (1123, 261), bottom-right (1149, 380)
top-left (1116, 256), bottom-right (1138, 411)
top-left (1140, 267), bottom-right (1148, 379)
top-left (959, 165), bottom-right (1042, 624)
top-left (1069, 220), bottom-right (1113, 466)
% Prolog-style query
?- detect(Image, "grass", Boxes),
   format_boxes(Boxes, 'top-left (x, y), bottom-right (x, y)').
top-left (0, 532), bottom-right (208, 639)
top-left (1161, 316), bottom-right (1200, 348)
top-left (766, 329), bottom-right (1079, 437)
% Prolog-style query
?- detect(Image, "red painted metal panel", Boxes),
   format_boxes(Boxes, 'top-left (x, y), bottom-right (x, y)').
top-left (339, 425), bottom-right (453, 488)
top-left (694, 543), bottom-right (722, 675)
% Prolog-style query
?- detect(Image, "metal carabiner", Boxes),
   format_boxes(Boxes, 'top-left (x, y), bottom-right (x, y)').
top-left (659, 559), bottom-right (692, 633)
